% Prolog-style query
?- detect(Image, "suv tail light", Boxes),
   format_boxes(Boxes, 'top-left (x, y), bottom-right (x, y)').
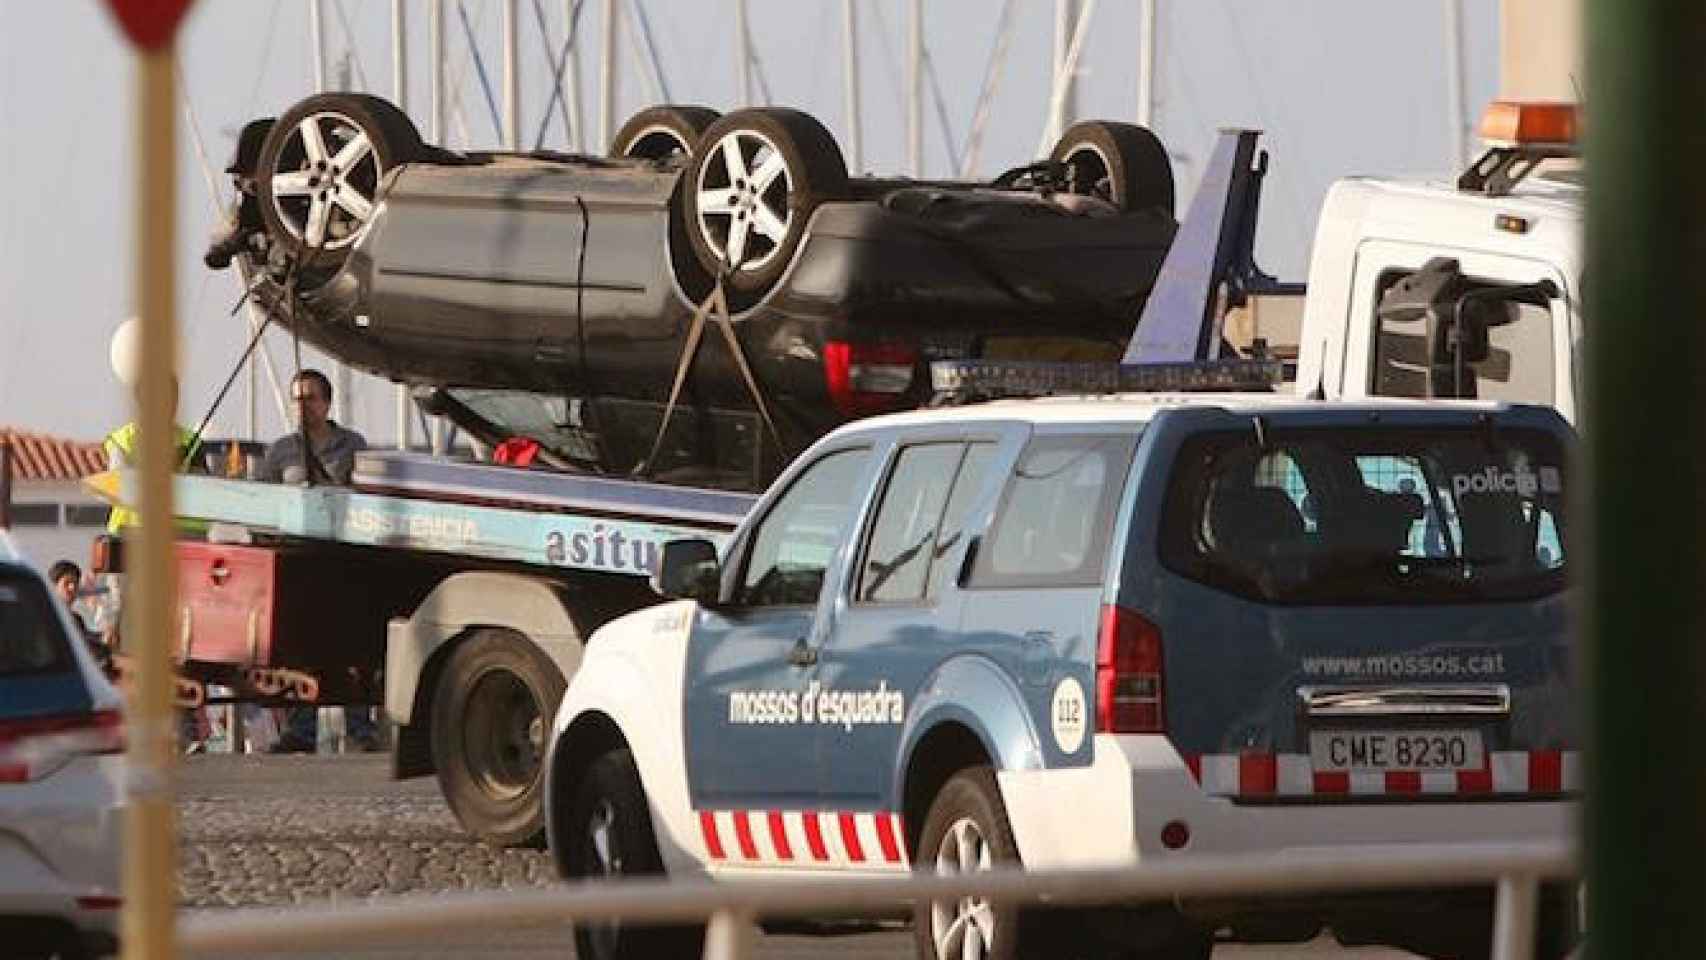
top-left (0, 709), bottom-right (125, 783)
top-left (824, 340), bottom-right (918, 417)
top-left (1096, 604), bottom-right (1164, 733)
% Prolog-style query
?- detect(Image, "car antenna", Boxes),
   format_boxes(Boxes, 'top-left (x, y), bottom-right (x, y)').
top-left (1252, 414), bottom-right (1270, 450)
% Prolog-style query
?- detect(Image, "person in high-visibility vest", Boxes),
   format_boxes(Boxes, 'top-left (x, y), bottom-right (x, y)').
top-left (102, 379), bottom-right (204, 534)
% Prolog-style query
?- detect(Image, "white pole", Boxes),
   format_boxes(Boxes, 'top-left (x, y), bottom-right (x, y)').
top-left (600, 0), bottom-right (618, 148)
top-left (310, 0), bottom-right (328, 93)
top-left (626, 0), bottom-right (668, 103)
top-left (504, 0), bottom-right (521, 150)
top-left (908, 0), bottom-right (922, 177)
top-left (1037, 0), bottom-right (1094, 157)
top-left (392, 0), bottom-right (409, 109)
top-left (1138, 0), bottom-right (1156, 127)
top-left (563, 0), bottom-right (585, 151)
top-left (1444, 0), bottom-right (1468, 168)
top-left (393, 0), bottom-right (412, 450)
top-left (1047, 0), bottom-right (1078, 147)
top-left (961, 0), bottom-right (1016, 178)
top-left (735, 0), bottom-right (752, 107)
top-left (431, 0), bottom-right (447, 143)
top-left (842, 0), bottom-right (863, 174)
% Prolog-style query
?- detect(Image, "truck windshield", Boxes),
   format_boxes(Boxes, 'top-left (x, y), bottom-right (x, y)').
top-left (1159, 426), bottom-right (1567, 605)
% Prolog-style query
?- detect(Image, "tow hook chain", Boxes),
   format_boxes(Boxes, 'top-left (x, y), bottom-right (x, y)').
top-left (109, 654), bottom-right (206, 709)
top-left (242, 667), bottom-right (322, 703)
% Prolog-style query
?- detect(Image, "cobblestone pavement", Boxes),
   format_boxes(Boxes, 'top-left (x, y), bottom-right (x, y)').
top-left (178, 753), bottom-right (557, 908)
top-left (175, 753), bottom-right (1405, 957)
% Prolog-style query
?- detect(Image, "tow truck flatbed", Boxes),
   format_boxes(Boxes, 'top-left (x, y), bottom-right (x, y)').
top-left (112, 451), bottom-right (753, 575)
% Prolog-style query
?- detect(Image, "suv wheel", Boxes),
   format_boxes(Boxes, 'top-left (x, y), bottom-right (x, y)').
top-left (913, 765), bottom-right (1034, 960)
top-left (564, 747), bottom-right (704, 959)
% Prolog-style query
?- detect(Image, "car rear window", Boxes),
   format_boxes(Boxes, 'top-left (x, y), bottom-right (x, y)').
top-left (0, 573), bottom-right (74, 676)
top-left (969, 433), bottom-right (1139, 589)
top-left (1159, 426), bottom-right (1568, 604)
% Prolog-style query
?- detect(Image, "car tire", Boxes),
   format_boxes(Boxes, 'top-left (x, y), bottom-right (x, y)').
top-left (564, 747), bottom-right (705, 959)
top-left (429, 627), bottom-right (567, 848)
top-left (257, 92), bottom-right (424, 270)
top-left (1049, 120), bottom-right (1174, 216)
top-left (683, 108), bottom-right (848, 296)
top-left (912, 765), bottom-right (1039, 960)
top-left (609, 105), bottom-right (721, 160)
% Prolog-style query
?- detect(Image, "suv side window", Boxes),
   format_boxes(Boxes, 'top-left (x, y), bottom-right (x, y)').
top-left (857, 442), bottom-right (995, 604)
top-left (1372, 268), bottom-right (1556, 405)
top-left (738, 447), bottom-right (870, 607)
top-left (969, 434), bottom-right (1138, 589)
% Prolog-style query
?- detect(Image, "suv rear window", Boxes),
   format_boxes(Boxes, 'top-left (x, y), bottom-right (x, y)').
top-left (1159, 426), bottom-right (1568, 604)
top-left (0, 573), bottom-right (74, 676)
top-left (969, 433), bottom-right (1138, 589)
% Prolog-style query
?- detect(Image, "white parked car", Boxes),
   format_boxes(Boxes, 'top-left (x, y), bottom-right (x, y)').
top-left (0, 533), bottom-right (125, 959)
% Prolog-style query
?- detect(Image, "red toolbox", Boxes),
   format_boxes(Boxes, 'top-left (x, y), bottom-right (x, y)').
top-left (174, 540), bottom-right (459, 702)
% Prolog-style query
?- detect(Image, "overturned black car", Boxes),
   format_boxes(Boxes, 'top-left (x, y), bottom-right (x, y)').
top-left (242, 93), bottom-right (1179, 489)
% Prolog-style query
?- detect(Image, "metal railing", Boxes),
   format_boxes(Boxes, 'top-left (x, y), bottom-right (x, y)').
top-left (178, 841), bottom-right (1574, 959)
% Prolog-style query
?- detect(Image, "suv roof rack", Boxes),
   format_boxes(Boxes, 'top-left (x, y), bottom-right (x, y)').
top-left (929, 358), bottom-right (1284, 406)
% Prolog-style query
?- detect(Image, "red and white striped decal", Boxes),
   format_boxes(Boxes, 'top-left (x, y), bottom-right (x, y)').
top-left (1183, 750), bottom-right (1580, 797)
top-left (697, 809), bottom-right (908, 869)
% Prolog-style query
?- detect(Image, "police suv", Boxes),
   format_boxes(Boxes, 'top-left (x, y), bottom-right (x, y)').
top-left (542, 366), bottom-right (1578, 960)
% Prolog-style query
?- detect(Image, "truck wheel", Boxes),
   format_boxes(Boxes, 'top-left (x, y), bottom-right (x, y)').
top-left (257, 92), bottom-right (423, 270)
top-left (1049, 120), bottom-right (1174, 216)
top-left (564, 747), bottom-right (704, 959)
top-left (683, 108), bottom-right (848, 296)
top-left (913, 765), bottom-right (1036, 960)
top-left (609, 105), bottom-right (721, 160)
top-left (430, 628), bottom-right (566, 847)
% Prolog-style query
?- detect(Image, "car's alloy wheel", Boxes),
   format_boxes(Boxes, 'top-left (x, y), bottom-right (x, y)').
top-left (257, 93), bottom-right (422, 270)
top-left (268, 111), bottom-right (385, 250)
top-left (694, 128), bottom-right (796, 275)
top-left (683, 108), bottom-right (847, 297)
top-left (930, 816), bottom-right (998, 958)
top-left (912, 766), bottom-right (1032, 960)
top-left (581, 797), bottom-right (623, 958)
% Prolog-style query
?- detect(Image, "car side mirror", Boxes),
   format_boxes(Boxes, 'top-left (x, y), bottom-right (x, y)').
top-left (651, 538), bottom-right (722, 602)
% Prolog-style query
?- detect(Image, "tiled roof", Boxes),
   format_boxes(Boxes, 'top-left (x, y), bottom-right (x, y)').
top-left (0, 428), bottom-right (107, 481)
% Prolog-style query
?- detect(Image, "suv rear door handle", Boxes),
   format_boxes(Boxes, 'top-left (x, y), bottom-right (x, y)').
top-left (786, 638), bottom-right (818, 667)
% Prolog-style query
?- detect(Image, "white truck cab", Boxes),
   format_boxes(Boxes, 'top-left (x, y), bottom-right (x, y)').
top-left (1293, 101), bottom-right (1584, 423)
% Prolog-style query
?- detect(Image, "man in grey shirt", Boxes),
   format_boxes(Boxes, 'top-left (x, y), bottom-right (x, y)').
top-left (260, 369), bottom-right (367, 485)
top-left (260, 369), bottom-right (376, 753)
